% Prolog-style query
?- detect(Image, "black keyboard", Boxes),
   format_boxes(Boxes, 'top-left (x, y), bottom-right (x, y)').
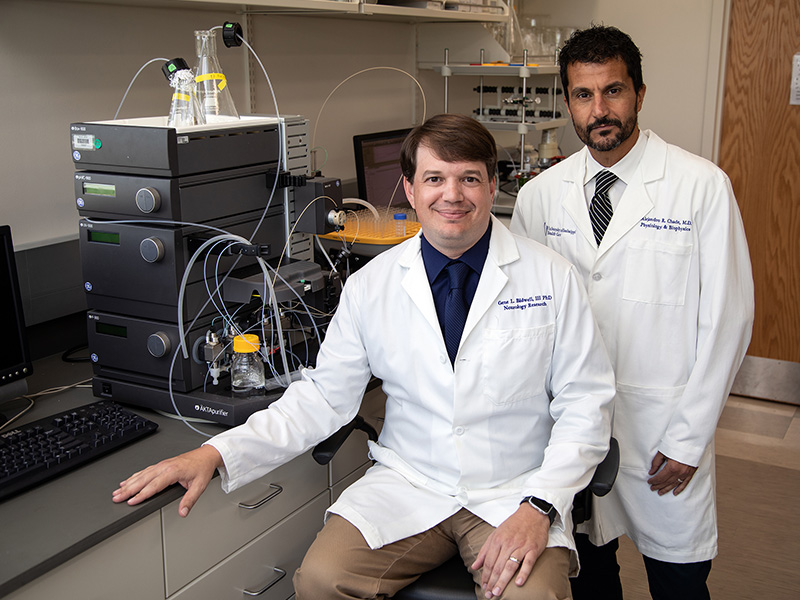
top-left (0, 400), bottom-right (158, 501)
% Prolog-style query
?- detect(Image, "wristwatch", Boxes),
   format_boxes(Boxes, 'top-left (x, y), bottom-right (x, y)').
top-left (521, 496), bottom-right (556, 526)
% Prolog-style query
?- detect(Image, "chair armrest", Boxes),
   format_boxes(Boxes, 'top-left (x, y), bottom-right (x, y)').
top-left (312, 415), bottom-right (378, 465)
top-left (587, 437), bottom-right (619, 497)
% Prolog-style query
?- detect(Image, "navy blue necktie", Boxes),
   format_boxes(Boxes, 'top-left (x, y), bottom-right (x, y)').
top-left (589, 170), bottom-right (618, 246)
top-left (444, 260), bottom-right (470, 365)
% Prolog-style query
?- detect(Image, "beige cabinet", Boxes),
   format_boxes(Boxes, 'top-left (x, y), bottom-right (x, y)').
top-left (6, 513), bottom-right (165, 600)
top-left (162, 452), bottom-right (328, 596)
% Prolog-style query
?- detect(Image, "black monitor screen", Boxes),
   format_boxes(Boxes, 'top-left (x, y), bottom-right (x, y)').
top-left (0, 225), bottom-right (32, 389)
top-left (353, 128), bottom-right (412, 208)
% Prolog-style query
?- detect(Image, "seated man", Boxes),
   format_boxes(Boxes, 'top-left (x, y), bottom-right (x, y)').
top-left (113, 113), bottom-right (615, 600)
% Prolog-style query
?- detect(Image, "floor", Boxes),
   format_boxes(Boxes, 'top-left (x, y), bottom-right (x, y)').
top-left (617, 394), bottom-right (800, 599)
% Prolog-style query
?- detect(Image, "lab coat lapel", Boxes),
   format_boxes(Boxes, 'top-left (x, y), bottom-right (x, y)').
top-left (596, 132), bottom-right (665, 259)
top-left (462, 216), bottom-right (514, 341)
top-left (560, 150), bottom-right (597, 248)
top-left (398, 237), bottom-right (442, 338)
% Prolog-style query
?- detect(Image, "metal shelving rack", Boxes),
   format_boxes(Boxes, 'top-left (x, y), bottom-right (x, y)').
top-left (434, 47), bottom-right (567, 175)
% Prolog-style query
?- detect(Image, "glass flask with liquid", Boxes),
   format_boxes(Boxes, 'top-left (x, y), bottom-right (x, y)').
top-left (194, 29), bottom-right (240, 123)
top-left (230, 334), bottom-right (265, 393)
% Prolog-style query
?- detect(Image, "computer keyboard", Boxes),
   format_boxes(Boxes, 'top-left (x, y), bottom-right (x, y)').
top-left (0, 400), bottom-right (158, 501)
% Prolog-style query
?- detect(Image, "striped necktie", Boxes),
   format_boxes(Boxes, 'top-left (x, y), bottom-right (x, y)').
top-left (444, 260), bottom-right (470, 366)
top-left (589, 170), bottom-right (618, 246)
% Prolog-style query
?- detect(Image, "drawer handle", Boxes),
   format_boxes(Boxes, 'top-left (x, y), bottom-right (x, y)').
top-left (238, 484), bottom-right (283, 510)
top-left (243, 566), bottom-right (287, 596)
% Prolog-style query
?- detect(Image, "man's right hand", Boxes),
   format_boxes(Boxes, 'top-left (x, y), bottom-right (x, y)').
top-left (112, 445), bottom-right (223, 517)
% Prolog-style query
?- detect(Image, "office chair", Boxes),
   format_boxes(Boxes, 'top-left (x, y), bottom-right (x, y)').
top-left (313, 417), bottom-right (620, 600)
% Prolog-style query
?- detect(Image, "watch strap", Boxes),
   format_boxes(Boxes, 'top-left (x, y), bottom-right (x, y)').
top-left (522, 496), bottom-right (556, 526)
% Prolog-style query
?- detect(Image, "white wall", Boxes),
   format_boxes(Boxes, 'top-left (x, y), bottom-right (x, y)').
top-left (0, 0), bottom-right (730, 251)
top-left (516, 0), bottom-right (729, 159)
top-left (0, 1), bottom-right (419, 250)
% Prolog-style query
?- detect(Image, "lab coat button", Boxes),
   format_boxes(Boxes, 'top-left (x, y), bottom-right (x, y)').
top-left (454, 426), bottom-right (465, 436)
top-left (592, 272), bottom-right (603, 281)
top-left (439, 355), bottom-right (447, 363)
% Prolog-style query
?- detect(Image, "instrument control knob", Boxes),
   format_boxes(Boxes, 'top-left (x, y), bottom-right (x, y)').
top-left (140, 237), bottom-right (165, 263)
top-left (147, 332), bottom-right (171, 358)
top-left (135, 187), bottom-right (161, 213)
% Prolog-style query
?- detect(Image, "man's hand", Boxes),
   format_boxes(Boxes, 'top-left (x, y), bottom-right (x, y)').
top-left (647, 451), bottom-right (697, 496)
top-left (471, 503), bottom-right (550, 599)
top-left (112, 445), bottom-right (223, 517)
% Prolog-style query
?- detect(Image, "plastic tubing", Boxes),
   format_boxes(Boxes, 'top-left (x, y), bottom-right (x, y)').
top-left (341, 198), bottom-right (380, 221)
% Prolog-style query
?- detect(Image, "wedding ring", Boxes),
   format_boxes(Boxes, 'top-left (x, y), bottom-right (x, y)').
top-left (508, 556), bottom-right (520, 564)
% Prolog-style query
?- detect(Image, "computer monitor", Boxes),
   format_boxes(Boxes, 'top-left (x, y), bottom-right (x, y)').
top-left (353, 128), bottom-right (412, 208)
top-left (0, 225), bottom-right (32, 407)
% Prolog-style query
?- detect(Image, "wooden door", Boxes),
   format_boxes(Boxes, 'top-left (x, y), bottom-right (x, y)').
top-left (718, 0), bottom-right (800, 362)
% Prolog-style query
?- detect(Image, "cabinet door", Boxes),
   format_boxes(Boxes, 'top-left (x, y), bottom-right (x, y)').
top-left (169, 492), bottom-right (329, 600)
top-left (162, 452), bottom-right (327, 595)
top-left (6, 513), bottom-right (164, 600)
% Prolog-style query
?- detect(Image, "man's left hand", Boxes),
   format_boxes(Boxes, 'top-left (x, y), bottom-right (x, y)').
top-left (648, 451), bottom-right (697, 496)
top-left (471, 503), bottom-right (550, 599)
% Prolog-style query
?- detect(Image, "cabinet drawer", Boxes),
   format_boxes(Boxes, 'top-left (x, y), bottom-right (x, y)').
top-left (163, 452), bottom-right (327, 595)
top-left (7, 513), bottom-right (164, 600)
top-left (169, 492), bottom-right (328, 600)
top-left (332, 461), bottom-right (371, 503)
top-left (328, 425), bottom-right (372, 486)
top-left (329, 387), bottom-right (385, 485)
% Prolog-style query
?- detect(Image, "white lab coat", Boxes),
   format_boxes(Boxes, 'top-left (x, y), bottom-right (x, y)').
top-left (510, 131), bottom-right (754, 563)
top-left (209, 217), bottom-right (615, 568)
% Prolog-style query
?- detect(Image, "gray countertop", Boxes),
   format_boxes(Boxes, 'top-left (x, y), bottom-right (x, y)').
top-left (0, 383), bottom-right (225, 597)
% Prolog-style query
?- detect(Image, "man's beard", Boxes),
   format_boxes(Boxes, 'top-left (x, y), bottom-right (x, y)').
top-left (575, 115), bottom-right (638, 152)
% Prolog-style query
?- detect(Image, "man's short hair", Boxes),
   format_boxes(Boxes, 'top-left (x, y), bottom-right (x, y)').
top-left (558, 25), bottom-right (644, 100)
top-left (400, 113), bottom-right (497, 182)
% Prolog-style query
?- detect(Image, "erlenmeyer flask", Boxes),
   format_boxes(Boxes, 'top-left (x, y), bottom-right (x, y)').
top-left (165, 66), bottom-right (206, 128)
top-left (194, 29), bottom-right (240, 123)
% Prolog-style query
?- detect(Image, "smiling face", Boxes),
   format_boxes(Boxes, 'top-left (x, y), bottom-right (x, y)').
top-left (564, 57), bottom-right (646, 166)
top-left (403, 144), bottom-right (495, 259)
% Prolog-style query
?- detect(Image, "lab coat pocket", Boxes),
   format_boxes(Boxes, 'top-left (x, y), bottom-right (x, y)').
top-left (614, 383), bottom-right (685, 471)
top-left (622, 239), bottom-right (692, 305)
top-left (482, 324), bottom-right (554, 405)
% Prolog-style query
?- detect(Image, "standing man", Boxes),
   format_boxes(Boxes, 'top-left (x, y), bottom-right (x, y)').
top-left (511, 25), bottom-right (754, 600)
top-left (115, 114), bottom-right (615, 600)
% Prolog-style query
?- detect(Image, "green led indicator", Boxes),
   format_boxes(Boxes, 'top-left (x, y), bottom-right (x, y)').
top-left (94, 139), bottom-right (102, 149)
top-left (168, 63), bottom-right (177, 73)
top-left (225, 23), bottom-right (233, 28)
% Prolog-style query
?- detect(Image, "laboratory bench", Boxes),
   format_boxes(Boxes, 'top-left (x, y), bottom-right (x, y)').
top-left (0, 364), bottom-right (382, 600)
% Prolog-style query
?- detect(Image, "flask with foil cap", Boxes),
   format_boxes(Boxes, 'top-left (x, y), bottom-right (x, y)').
top-left (230, 334), bottom-right (265, 393)
top-left (162, 58), bottom-right (205, 128)
top-left (194, 29), bottom-right (239, 123)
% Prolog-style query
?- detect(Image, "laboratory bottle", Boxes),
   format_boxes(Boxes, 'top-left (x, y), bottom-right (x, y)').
top-left (393, 212), bottom-right (407, 237)
top-left (194, 29), bottom-right (240, 123)
top-left (166, 66), bottom-right (205, 128)
top-left (230, 334), bottom-right (265, 393)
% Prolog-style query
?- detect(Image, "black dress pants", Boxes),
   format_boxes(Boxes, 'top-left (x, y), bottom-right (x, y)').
top-left (570, 533), bottom-right (712, 600)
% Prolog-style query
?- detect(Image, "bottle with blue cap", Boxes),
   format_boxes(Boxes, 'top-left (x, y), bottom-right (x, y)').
top-left (393, 212), bottom-right (407, 238)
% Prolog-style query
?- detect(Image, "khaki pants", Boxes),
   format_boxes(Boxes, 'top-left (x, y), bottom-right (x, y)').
top-left (294, 509), bottom-right (572, 600)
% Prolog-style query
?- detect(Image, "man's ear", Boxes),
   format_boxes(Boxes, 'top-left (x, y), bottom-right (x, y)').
top-left (403, 176), bottom-right (416, 209)
top-left (636, 83), bottom-right (647, 113)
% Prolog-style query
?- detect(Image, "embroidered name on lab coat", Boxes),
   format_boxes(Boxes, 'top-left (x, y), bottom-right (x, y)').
top-left (544, 222), bottom-right (577, 237)
top-left (640, 216), bottom-right (693, 233)
top-left (497, 295), bottom-right (551, 310)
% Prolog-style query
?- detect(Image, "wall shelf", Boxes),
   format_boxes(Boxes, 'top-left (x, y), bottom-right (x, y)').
top-left (47, 0), bottom-right (509, 22)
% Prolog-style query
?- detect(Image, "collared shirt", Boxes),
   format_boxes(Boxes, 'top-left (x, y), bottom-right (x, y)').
top-left (420, 221), bottom-right (492, 338)
top-left (582, 129), bottom-right (649, 211)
